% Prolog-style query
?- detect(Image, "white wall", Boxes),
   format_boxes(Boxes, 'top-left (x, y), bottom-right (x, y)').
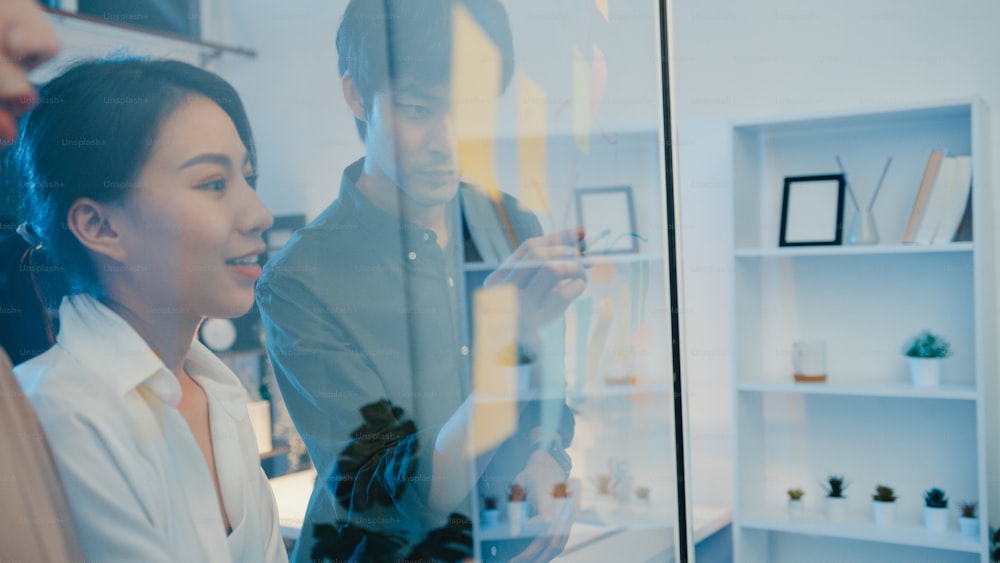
top-left (213, 1), bottom-right (354, 219)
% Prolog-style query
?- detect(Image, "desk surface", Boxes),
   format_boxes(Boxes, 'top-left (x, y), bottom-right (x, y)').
top-left (269, 468), bottom-right (730, 557)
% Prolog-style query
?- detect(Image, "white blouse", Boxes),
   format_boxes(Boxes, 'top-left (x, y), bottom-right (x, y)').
top-left (15, 295), bottom-right (287, 563)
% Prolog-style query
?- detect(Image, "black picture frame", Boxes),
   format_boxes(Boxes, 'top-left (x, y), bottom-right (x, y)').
top-left (778, 174), bottom-right (846, 247)
top-left (574, 186), bottom-right (640, 254)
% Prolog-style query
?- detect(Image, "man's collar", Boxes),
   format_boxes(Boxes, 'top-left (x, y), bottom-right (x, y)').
top-left (339, 158), bottom-right (460, 249)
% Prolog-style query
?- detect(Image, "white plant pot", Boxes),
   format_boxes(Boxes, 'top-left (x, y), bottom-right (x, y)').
top-left (503, 364), bottom-right (532, 394)
top-left (247, 400), bottom-right (272, 454)
top-left (872, 501), bottom-right (896, 527)
top-left (959, 516), bottom-right (979, 537)
top-left (826, 496), bottom-right (848, 522)
top-left (481, 508), bottom-right (500, 528)
top-left (551, 497), bottom-right (573, 521)
top-left (909, 357), bottom-right (942, 387)
top-left (924, 506), bottom-right (948, 532)
top-left (787, 499), bottom-right (804, 520)
top-left (507, 501), bottom-right (528, 534)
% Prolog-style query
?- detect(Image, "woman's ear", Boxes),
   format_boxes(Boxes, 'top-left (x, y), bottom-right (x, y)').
top-left (66, 198), bottom-right (128, 263)
top-left (342, 73), bottom-right (367, 122)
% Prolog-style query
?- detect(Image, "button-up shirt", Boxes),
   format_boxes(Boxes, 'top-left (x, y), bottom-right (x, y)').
top-left (257, 158), bottom-right (572, 561)
top-left (15, 294), bottom-right (287, 563)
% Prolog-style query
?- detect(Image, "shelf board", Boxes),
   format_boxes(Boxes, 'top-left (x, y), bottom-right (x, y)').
top-left (463, 252), bottom-right (664, 272)
top-left (741, 512), bottom-right (982, 553)
top-left (734, 242), bottom-right (973, 258)
top-left (474, 382), bottom-right (673, 403)
top-left (259, 445), bottom-right (290, 460)
top-left (731, 100), bottom-right (977, 134)
top-left (737, 381), bottom-right (977, 400)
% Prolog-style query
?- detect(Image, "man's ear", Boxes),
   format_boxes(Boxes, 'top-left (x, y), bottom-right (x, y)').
top-left (66, 198), bottom-right (128, 263)
top-left (342, 73), bottom-right (367, 123)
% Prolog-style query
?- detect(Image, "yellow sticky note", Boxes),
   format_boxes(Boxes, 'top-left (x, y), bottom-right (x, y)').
top-left (591, 257), bottom-right (616, 284)
top-left (596, 0), bottom-right (609, 21)
top-left (517, 74), bottom-right (549, 213)
top-left (452, 4), bottom-right (501, 202)
top-left (573, 47), bottom-right (590, 153)
top-left (470, 285), bottom-right (518, 455)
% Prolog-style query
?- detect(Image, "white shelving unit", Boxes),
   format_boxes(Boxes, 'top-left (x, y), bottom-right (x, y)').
top-left (730, 100), bottom-right (996, 563)
top-left (455, 128), bottom-right (687, 559)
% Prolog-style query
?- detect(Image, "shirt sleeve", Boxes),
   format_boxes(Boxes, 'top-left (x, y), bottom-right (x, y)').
top-left (30, 397), bottom-right (176, 563)
top-left (256, 272), bottom-right (434, 522)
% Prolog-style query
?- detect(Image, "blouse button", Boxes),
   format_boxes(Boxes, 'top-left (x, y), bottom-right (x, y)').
top-left (408, 251), bottom-right (417, 260)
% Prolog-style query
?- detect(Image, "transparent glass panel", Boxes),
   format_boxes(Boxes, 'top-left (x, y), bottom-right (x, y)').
top-left (255, 1), bottom-right (683, 562)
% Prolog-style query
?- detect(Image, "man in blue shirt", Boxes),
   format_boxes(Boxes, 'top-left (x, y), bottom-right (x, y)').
top-left (257, 1), bottom-right (586, 560)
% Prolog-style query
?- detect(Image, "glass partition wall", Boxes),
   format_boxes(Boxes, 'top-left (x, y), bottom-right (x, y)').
top-left (358, 0), bottom-right (687, 561)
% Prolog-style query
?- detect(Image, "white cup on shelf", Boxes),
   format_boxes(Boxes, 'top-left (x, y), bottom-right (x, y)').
top-left (793, 340), bottom-right (827, 382)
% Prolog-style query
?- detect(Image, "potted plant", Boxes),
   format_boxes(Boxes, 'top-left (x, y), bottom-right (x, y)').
top-left (787, 488), bottom-right (805, 519)
top-left (871, 484), bottom-right (897, 527)
top-left (924, 487), bottom-right (949, 532)
top-left (634, 485), bottom-right (652, 502)
top-left (904, 331), bottom-right (951, 387)
top-left (507, 483), bottom-right (529, 533)
top-left (498, 343), bottom-right (535, 392)
top-left (551, 482), bottom-right (573, 519)
top-left (958, 501), bottom-right (979, 537)
top-left (990, 526), bottom-right (1000, 562)
top-left (481, 496), bottom-right (499, 527)
top-left (823, 474), bottom-right (849, 522)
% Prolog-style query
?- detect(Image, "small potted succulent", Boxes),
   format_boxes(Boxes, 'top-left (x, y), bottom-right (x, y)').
top-left (924, 487), bottom-right (949, 532)
top-left (958, 501), bottom-right (979, 537)
top-left (507, 483), bottom-right (529, 533)
top-left (551, 482), bottom-right (574, 519)
top-left (904, 331), bottom-right (951, 387)
top-left (823, 474), bottom-right (849, 522)
top-left (498, 343), bottom-right (535, 392)
top-left (787, 488), bottom-right (805, 520)
top-left (634, 485), bottom-right (652, 502)
top-left (871, 484), bottom-right (897, 527)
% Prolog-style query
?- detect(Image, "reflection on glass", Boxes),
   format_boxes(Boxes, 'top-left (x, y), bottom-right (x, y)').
top-left (257, 1), bottom-right (679, 561)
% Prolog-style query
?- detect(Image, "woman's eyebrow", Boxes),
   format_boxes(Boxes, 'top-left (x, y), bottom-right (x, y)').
top-left (178, 153), bottom-right (231, 171)
top-left (178, 151), bottom-right (251, 171)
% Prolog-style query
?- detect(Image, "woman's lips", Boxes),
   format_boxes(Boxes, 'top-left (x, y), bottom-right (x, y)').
top-left (0, 107), bottom-right (18, 146)
top-left (228, 263), bottom-right (263, 281)
top-left (0, 95), bottom-right (36, 146)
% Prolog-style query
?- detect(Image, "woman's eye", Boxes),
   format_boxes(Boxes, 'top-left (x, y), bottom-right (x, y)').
top-left (198, 179), bottom-right (226, 192)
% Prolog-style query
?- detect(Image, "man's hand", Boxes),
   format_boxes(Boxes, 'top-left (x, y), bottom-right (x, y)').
top-left (484, 228), bottom-right (588, 338)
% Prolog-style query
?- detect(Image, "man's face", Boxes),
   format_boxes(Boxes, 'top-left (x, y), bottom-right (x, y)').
top-left (363, 80), bottom-right (461, 209)
top-left (0, 0), bottom-right (60, 147)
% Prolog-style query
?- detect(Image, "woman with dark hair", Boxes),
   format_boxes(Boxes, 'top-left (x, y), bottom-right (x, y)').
top-left (9, 58), bottom-right (287, 562)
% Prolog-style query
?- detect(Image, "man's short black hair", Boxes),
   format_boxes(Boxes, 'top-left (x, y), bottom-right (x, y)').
top-left (336, 0), bottom-right (515, 141)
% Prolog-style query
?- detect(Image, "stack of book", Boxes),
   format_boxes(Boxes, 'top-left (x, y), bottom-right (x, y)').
top-left (901, 149), bottom-right (973, 244)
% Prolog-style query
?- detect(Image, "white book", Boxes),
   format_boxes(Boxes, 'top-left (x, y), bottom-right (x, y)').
top-left (931, 156), bottom-right (972, 244)
top-left (912, 156), bottom-right (957, 245)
